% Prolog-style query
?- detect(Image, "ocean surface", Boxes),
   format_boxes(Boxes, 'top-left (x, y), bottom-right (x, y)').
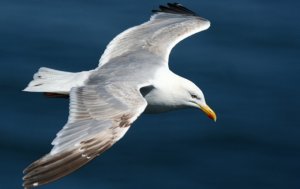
top-left (1, 1), bottom-right (300, 189)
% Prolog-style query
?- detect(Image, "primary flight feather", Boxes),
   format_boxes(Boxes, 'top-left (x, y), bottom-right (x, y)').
top-left (23, 3), bottom-right (216, 188)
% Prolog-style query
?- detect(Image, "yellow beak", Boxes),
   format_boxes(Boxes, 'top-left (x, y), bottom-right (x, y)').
top-left (199, 104), bottom-right (217, 122)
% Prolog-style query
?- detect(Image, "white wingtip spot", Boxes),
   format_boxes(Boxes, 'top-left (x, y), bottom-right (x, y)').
top-left (33, 182), bottom-right (39, 187)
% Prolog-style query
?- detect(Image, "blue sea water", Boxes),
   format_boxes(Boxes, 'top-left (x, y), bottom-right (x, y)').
top-left (1, 0), bottom-right (300, 189)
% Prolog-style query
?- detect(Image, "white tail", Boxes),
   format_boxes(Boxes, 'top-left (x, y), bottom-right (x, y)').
top-left (23, 67), bottom-right (91, 94)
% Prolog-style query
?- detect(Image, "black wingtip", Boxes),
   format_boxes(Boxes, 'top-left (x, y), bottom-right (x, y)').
top-left (152, 3), bottom-right (197, 16)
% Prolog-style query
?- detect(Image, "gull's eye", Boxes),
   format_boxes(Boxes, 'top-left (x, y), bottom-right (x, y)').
top-left (191, 94), bottom-right (198, 99)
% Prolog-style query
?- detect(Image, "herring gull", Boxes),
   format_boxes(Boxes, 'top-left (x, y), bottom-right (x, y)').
top-left (23, 3), bottom-right (216, 188)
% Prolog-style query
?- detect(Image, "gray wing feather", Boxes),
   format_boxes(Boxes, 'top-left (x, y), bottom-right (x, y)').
top-left (99, 10), bottom-right (210, 66)
top-left (23, 83), bottom-right (147, 188)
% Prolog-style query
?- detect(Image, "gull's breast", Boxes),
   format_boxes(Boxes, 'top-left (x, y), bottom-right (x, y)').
top-left (142, 87), bottom-right (176, 113)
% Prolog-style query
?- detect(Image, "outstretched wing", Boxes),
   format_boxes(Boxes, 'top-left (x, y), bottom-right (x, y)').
top-left (23, 83), bottom-right (148, 188)
top-left (99, 3), bottom-right (210, 67)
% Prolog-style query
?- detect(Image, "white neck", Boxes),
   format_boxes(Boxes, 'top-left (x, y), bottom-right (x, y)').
top-left (143, 67), bottom-right (189, 113)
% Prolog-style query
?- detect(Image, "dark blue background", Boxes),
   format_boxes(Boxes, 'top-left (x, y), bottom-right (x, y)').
top-left (1, 1), bottom-right (299, 189)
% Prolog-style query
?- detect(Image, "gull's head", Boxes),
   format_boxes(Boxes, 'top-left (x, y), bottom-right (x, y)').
top-left (177, 78), bottom-right (217, 122)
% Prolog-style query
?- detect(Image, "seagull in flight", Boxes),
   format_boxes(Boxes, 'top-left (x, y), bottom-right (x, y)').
top-left (23, 3), bottom-right (216, 188)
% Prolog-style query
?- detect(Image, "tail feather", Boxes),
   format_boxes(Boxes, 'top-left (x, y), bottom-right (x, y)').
top-left (24, 67), bottom-right (91, 94)
top-left (33, 67), bottom-right (73, 79)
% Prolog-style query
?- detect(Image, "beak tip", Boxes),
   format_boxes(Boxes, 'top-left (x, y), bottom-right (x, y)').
top-left (208, 114), bottom-right (217, 122)
top-left (199, 104), bottom-right (217, 122)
